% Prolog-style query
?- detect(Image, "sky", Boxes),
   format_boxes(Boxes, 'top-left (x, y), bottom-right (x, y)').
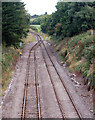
top-left (21, 0), bottom-right (59, 16)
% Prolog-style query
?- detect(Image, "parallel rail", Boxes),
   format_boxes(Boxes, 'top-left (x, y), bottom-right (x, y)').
top-left (21, 31), bottom-right (82, 119)
top-left (21, 41), bottom-right (42, 119)
top-left (36, 33), bottom-right (82, 119)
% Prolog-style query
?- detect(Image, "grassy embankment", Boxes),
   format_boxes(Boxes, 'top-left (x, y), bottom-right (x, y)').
top-left (30, 25), bottom-right (41, 33)
top-left (2, 47), bottom-right (19, 92)
top-left (1, 32), bottom-right (35, 93)
top-left (23, 31), bottom-right (35, 43)
top-left (53, 30), bottom-right (95, 89)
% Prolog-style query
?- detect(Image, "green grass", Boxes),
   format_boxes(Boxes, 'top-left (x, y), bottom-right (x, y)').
top-left (2, 47), bottom-right (19, 91)
top-left (30, 25), bottom-right (41, 32)
top-left (32, 25), bottom-right (40, 28)
top-left (30, 18), bottom-right (36, 22)
top-left (54, 30), bottom-right (95, 89)
top-left (23, 32), bottom-right (35, 43)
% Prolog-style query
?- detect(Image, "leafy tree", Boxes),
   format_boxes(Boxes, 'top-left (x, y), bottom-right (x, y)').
top-left (2, 2), bottom-right (30, 47)
top-left (41, 15), bottom-right (52, 33)
top-left (30, 14), bottom-right (48, 25)
top-left (45, 12), bottom-right (47, 15)
top-left (41, 2), bottom-right (95, 38)
top-left (31, 14), bottom-right (39, 19)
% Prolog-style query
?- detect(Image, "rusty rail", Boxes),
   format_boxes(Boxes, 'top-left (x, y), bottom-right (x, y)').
top-left (21, 41), bottom-right (42, 119)
top-left (36, 33), bottom-right (82, 119)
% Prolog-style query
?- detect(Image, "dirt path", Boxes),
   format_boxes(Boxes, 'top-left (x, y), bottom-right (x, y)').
top-left (1, 33), bottom-right (93, 119)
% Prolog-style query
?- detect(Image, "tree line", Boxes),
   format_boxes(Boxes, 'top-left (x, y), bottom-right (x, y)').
top-left (2, 2), bottom-right (30, 47)
top-left (41, 2), bottom-right (95, 38)
top-left (30, 13), bottom-right (48, 25)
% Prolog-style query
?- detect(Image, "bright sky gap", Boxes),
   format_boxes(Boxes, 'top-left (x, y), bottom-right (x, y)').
top-left (21, 0), bottom-right (59, 15)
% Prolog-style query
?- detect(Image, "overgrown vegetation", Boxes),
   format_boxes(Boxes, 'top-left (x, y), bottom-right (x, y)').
top-left (2, 47), bottom-right (19, 91)
top-left (23, 31), bottom-right (36, 43)
top-left (30, 25), bottom-right (41, 32)
top-left (55, 30), bottom-right (95, 89)
top-left (30, 13), bottom-right (48, 25)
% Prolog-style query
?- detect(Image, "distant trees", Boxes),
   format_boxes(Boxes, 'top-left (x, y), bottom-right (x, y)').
top-left (30, 14), bottom-right (49, 25)
top-left (41, 2), bottom-right (95, 38)
top-left (45, 12), bottom-right (47, 15)
top-left (31, 17), bottom-right (41, 25)
top-left (31, 14), bottom-right (39, 19)
top-left (2, 2), bottom-right (30, 47)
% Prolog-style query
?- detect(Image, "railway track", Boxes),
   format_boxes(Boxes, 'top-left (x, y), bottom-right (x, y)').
top-left (21, 32), bottom-right (91, 119)
top-left (21, 40), bottom-right (42, 119)
top-left (36, 34), bottom-right (82, 119)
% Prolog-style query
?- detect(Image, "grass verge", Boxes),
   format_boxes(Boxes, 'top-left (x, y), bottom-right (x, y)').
top-left (54, 30), bottom-right (95, 89)
top-left (2, 46), bottom-right (19, 92)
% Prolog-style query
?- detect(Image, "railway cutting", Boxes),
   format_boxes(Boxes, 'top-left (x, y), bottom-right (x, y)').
top-left (2, 32), bottom-right (93, 119)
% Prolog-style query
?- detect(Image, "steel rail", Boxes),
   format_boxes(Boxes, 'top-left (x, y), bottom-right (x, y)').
top-left (40, 43), bottom-right (65, 119)
top-left (34, 50), bottom-right (42, 120)
top-left (21, 41), bottom-right (42, 119)
top-left (36, 33), bottom-right (82, 119)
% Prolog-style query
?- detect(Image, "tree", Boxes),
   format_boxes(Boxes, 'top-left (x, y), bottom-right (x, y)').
top-left (41, 2), bottom-right (95, 38)
top-left (2, 2), bottom-right (30, 47)
top-left (45, 12), bottom-right (47, 15)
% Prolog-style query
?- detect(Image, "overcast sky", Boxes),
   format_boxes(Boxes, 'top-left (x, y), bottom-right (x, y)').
top-left (21, 0), bottom-right (59, 16)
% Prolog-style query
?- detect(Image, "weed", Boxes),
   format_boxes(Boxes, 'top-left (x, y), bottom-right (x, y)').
top-left (54, 30), bottom-right (95, 89)
top-left (2, 46), bottom-right (19, 91)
